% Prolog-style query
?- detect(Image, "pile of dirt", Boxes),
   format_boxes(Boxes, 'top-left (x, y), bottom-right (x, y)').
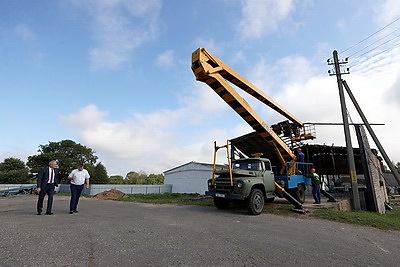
top-left (94, 189), bottom-right (128, 200)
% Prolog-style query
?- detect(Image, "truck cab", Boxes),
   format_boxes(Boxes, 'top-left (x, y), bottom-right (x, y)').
top-left (206, 158), bottom-right (276, 215)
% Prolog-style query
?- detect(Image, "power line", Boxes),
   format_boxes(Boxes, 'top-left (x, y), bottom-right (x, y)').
top-left (340, 16), bottom-right (400, 54)
top-left (352, 33), bottom-right (400, 61)
top-left (347, 27), bottom-right (400, 59)
top-left (349, 41), bottom-right (400, 70)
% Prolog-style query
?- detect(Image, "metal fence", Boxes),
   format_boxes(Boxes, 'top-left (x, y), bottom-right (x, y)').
top-left (0, 184), bottom-right (172, 196)
top-left (58, 184), bottom-right (172, 195)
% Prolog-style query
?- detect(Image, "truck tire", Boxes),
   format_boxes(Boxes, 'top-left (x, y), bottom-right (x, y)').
top-left (214, 197), bottom-right (229, 209)
top-left (246, 188), bottom-right (264, 215)
top-left (294, 184), bottom-right (306, 204)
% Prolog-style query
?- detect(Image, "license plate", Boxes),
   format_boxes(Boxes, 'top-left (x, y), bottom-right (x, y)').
top-left (215, 193), bottom-right (225, 198)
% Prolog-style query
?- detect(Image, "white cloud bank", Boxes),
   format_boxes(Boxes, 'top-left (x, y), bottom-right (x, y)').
top-left (60, 84), bottom-right (242, 176)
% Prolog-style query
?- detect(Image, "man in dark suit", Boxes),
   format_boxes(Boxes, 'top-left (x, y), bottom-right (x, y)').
top-left (36, 160), bottom-right (59, 215)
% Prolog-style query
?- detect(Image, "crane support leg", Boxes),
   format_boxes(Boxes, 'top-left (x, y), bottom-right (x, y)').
top-left (321, 189), bottom-right (336, 202)
top-left (275, 182), bottom-right (303, 209)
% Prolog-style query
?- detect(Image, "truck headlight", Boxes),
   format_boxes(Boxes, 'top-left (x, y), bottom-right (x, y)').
top-left (236, 181), bottom-right (244, 193)
top-left (207, 180), bottom-right (214, 191)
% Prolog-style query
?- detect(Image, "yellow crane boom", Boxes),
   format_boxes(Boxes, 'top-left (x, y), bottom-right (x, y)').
top-left (191, 47), bottom-right (313, 166)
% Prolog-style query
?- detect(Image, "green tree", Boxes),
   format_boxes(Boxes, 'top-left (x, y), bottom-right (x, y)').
top-left (0, 158), bottom-right (30, 183)
top-left (109, 175), bottom-right (124, 184)
top-left (27, 140), bottom-right (101, 184)
top-left (86, 162), bottom-right (109, 184)
top-left (125, 171), bottom-right (147, 184)
top-left (145, 174), bottom-right (164, 185)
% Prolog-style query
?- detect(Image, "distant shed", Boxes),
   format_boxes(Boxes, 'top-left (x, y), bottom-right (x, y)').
top-left (164, 161), bottom-right (224, 194)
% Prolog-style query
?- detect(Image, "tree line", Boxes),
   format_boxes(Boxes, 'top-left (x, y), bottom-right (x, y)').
top-left (0, 140), bottom-right (164, 185)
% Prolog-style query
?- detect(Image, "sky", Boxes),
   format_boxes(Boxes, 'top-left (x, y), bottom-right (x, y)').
top-left (1, 0), bottom-right (400, 177)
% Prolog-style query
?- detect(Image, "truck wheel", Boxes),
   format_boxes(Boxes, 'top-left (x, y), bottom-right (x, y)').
top-left (294, 184), bottom-right (306, 204)
top-left (214, 197), bottom-right (229, 209)
top-left (246, 188), bottom-right (264, 215)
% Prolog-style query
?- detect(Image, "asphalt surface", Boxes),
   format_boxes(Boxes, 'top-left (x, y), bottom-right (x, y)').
top-left (1, 194), bottom-right (400, 266)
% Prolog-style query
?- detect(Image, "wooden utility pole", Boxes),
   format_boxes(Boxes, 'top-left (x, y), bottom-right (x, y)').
top-left (329, 50), bottom-right (361, 210)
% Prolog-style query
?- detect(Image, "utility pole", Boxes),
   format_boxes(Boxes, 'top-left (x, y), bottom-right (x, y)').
top-left (342, 79), bottom-right (400, 185)
top-left (328, 50), bottom-right (361, 210)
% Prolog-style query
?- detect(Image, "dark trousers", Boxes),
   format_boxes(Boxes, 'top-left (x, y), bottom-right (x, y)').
top-left (70, 184), bottom-right (84, 212)
top-left (37, 184), bottom-right (55, 213)
top-left (312, 185), bottom-right (321, 204)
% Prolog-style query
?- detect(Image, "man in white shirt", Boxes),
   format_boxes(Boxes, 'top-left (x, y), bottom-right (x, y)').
top-left (68, 163), bottom-right (90, 214)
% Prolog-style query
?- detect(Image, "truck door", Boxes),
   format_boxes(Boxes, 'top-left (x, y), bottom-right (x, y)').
top-left (263, 161), bottom-right (275, 192)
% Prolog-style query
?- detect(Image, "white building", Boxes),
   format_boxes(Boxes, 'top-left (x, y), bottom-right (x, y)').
top-left (164, 161), bottom-right (224, 194)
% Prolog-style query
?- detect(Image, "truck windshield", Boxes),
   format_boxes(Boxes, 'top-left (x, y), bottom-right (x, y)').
top-left (232, 160), bottom-right (263, 171)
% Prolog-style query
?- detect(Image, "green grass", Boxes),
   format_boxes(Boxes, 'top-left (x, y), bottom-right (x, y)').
top-left (312, 207), bottom-right (400, 230)
top-left (262, 203), bottom-right (297, 216)
top-left (116, 193), bottom-right (214, 206)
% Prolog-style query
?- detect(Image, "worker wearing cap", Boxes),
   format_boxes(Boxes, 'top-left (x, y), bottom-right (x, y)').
top-left (68, 163), bottom-right (90, 214)
top-left (310, 168), bottom-right (321, 204)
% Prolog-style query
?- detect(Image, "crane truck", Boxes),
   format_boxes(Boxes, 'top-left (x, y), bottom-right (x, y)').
top-left (191, 47), bottom-right (318, 215)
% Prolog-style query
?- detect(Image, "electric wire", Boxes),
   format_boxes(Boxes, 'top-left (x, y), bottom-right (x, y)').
top-left (329, 16), bottom-right (400, 70)
top-left (340, 16), bottom-right (400, 55)
top-left (349, 41), bottom-right (400, 71)
top-left (346, 27), bottom-right (400, 59)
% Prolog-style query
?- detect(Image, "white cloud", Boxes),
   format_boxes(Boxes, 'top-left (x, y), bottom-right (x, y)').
top-left (60, 85), bottom-right (237, 176)
top-left (71, 0), bottom-right (162, 70)
top-left (268, 53), bottom-right (400, 166)
top-left (238, 0), bottom-right (295, 39)
top-left (374, 0), bottom-right (400, 26)
top-left (220, 47), bottom-right (400, 166)
top-left (156, 50), bottom-right (175, 67)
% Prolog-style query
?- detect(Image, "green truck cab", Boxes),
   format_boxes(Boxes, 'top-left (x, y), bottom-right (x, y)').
top-left (206, 158), bottom-right (276, 215)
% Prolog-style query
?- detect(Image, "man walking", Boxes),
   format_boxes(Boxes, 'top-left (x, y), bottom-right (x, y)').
top-left (68, 163), bottom-right (90, 214)
top-left (36, 160), bottom-right (59, 215)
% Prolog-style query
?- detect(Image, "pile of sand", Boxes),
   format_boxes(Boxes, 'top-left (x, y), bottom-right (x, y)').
top-left (94, 189), bottom-right (128, 200)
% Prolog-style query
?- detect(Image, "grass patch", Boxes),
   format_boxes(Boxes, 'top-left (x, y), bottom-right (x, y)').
top-left (262, 203), bottom-right (296, 216)
top-left (312, 207), bottom-right (400, 230)
top-left (116, 193), bottom-right (214, 206)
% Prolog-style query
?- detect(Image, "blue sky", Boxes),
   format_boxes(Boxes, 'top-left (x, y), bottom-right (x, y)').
top-left (1, 0), bottom-right (399, 176)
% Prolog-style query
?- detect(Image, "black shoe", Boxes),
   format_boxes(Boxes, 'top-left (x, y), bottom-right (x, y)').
top-left (69, 211), bottom-right (74, 214)
top-left (73, 210), bottom-right (78, 213)
top-left (45, 212), bottom-right (54, 215)
top-left (37, 212), bottom-right (41, 215)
